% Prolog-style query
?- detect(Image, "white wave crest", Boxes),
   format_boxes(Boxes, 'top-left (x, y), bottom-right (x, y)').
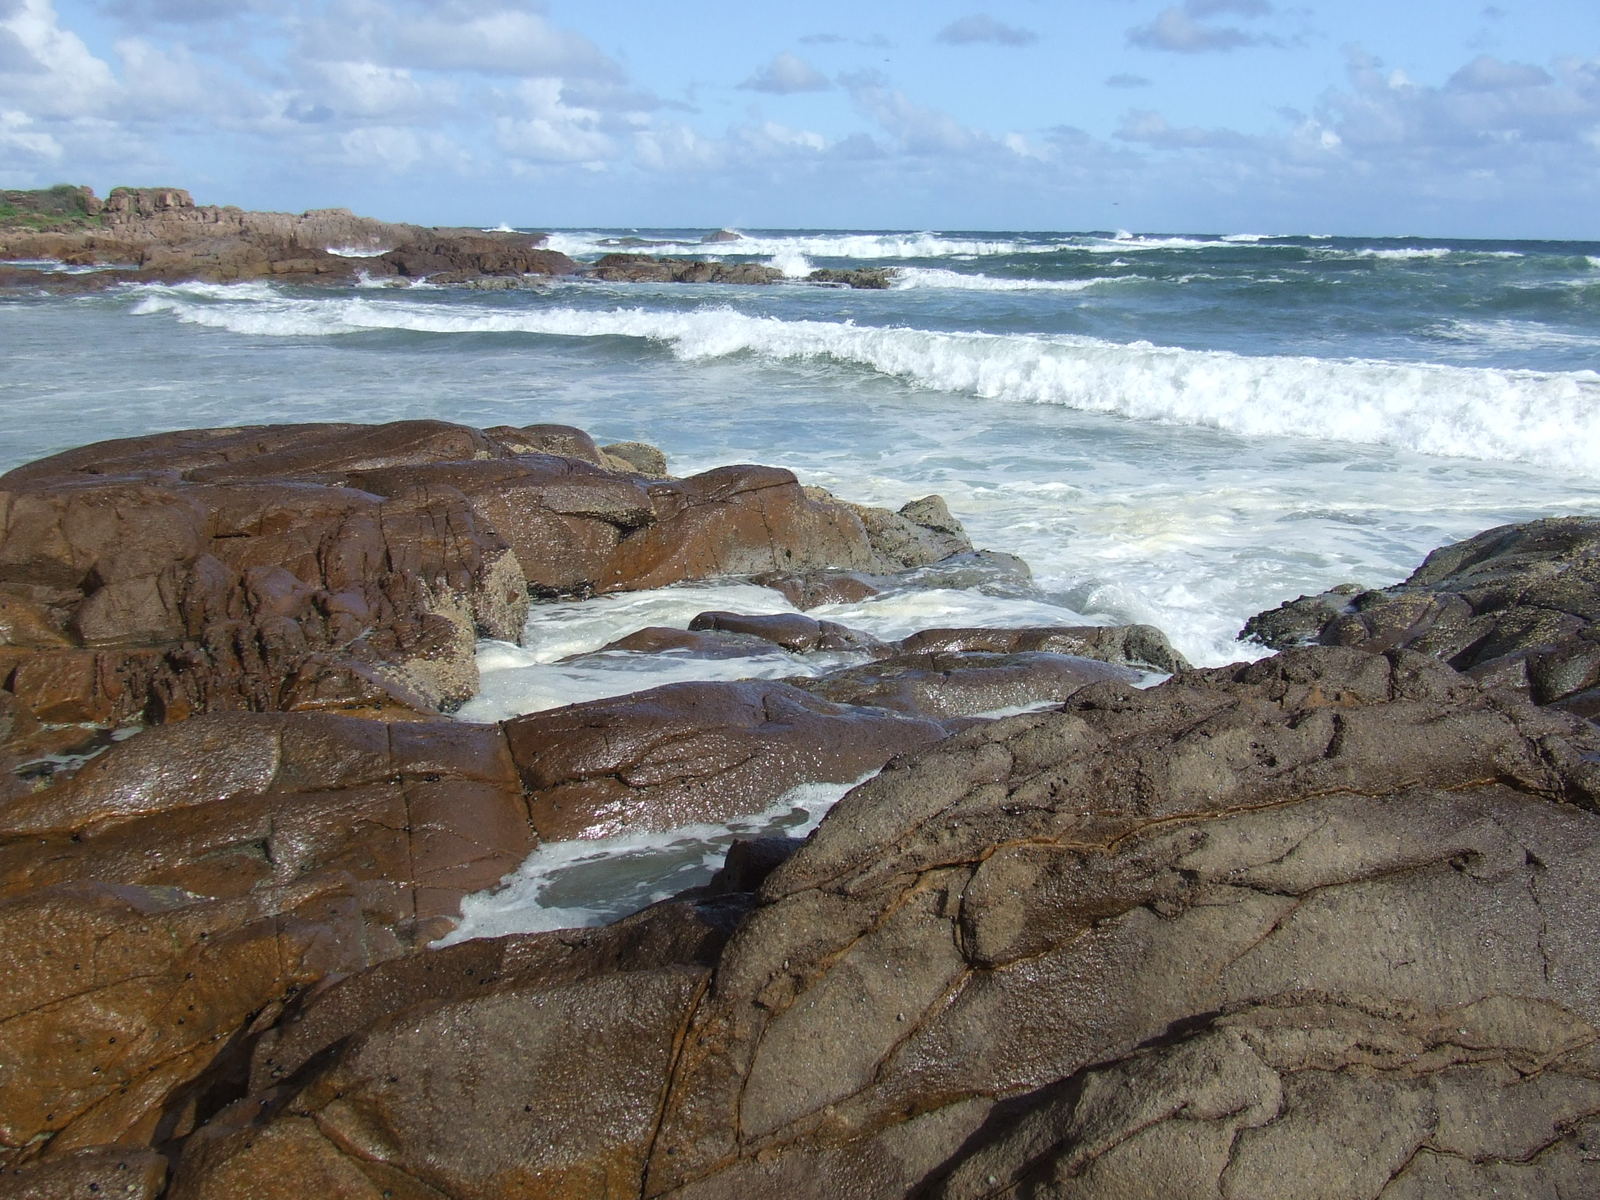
top-left (545, 230), bottom-right (1062, 260)
top-left (130, 293), bottom-right (1600, 473)
top-left (325, 245), bottom-right (391, 258)
top-left (768, 250), bottom-right (814, 278)
top-left (892, 267), bottom-right (1113, 293)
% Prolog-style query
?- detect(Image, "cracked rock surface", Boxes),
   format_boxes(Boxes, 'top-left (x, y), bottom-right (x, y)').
top-left (160, 647), bottom-right (1600, 1198)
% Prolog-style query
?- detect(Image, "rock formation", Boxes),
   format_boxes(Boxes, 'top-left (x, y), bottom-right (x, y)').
top-left (1243, 516), bottom-right (1600, 717)
top-left (4, 418), bottom-right (1599, 1198)
top-left (152, 648), bottom-right (1600, 1198)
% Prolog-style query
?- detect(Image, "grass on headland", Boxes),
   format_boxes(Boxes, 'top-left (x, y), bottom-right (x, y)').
top-left (0, 184), bottom-right (106, 232)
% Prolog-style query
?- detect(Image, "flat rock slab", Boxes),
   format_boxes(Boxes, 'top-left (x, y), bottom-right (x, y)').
top-left (504, 679), bottom-right (948, 841)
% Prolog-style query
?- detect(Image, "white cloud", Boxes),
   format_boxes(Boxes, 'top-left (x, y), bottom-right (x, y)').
top-left (936, 15), bottom-right (1038, 47)
top-left (494, 78), bottom-right (614, 164)
top-left (306, 1), bottom-right (621, 79)
top-left (1449, 55), bottom-right (1554, 92)
top-left (739, 52), bottom-right (831, 95)
top-left (293, 59), bottom-right (449, 122)
top-left (0, 0), bottom-right (118, 116)
top-left (1116, 108), bottom-right (1252, 148)
top-left (0, 107), bottom-right (59, 160)
top-left (1128, 1), bottom-right (1276, 54)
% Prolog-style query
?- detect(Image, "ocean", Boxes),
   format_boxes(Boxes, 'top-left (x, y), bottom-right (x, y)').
top-left (6, 226), bottom-right (1599, 934)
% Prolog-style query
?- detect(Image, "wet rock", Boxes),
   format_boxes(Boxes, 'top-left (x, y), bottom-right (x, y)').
top-left (898, 622), bottom-right (1190, 674)
top-left (1242, 518), bottom-right (1600, 706)
top-left (752, 568), bottom-right (883, 609)
top-left (688, 610), bottom-right (886, 654)
top-left (702, 229), bottom-right (743, 243)
top-left (599, 440), bottom-right (670, 477)
top-left (587, 254), bottom-right (782, 285)
top-left (245, 898), bottom-right (739, 1097)
top-left (502, 679), bottom-right (947, 841)
top-left (0, 422), bottom-right (527, 731)
top-left (0, 880), bottom-right (377, 1170)
top-left (0, 421), bottom-right (981, 755)
top-left (162, 647), bottom-right (1600, 1198)
top-left (790, 649), bottom-right (1140, 719)
top-left (379, 234), bottom-right (573, 281)
top-left (0, 1145), bottom-right (167, 1199)
top-left (0, 712), bottom-right (533, 941)
top-left (806, 267), bottom-right (896, 289)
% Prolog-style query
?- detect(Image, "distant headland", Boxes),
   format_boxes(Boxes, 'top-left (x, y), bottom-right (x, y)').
top-left (0, 184), bottom-right (893, 289)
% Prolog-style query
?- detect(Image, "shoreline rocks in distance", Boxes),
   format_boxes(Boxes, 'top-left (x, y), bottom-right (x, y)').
top-left (1, 185), bottom-right (902, 291)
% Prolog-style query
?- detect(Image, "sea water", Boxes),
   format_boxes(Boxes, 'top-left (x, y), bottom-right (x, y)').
top-left (5, 227), bottom-right (1599, 932)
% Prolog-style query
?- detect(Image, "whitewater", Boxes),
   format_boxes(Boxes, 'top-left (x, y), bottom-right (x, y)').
top-left (6, 223), bottom-right (1600, 932)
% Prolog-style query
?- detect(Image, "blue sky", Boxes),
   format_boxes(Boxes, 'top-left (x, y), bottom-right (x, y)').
top-left (1, 0), bottom-right (1596, 236)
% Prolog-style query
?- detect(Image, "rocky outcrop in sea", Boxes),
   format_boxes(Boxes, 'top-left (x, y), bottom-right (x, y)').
top-left (2, 418), bottom-right (1598, 1198)
top-left (0, 187), bottom-right (902, 293)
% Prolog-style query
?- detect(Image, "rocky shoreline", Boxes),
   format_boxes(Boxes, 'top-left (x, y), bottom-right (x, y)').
top-left (0, 186), bottom-right (894, 291)
top-left (1, 412), bottom-right (1598, 1197)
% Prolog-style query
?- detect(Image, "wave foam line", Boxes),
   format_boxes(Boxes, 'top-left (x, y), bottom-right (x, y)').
top-left (544, 230), bottom-right (1063, 260)
top-left (130, 293), bottom-right (1600, 474)
top-left (891, 267), bottom-right (1113, 292)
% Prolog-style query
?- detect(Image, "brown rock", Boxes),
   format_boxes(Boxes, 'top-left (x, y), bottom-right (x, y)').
top-left (898, 622), bottom-right (1191, 673)
top-left (161, 647), bottom-right (1600, 1198)
top-left (587, 254), bottom-right (782, 285)
top-left (380, 235), bottom-right (574, 281)
top-left (688, 610), bottom-right (885, 654)
top-left (0, 422), bottom-right (530, 736)
top-left (790, 649), bottom-right (1140, 719)
top-left (753, 569), bottom-right (883, 609)
top-left (0, 880), bottom-right (375, 1170)
top-left (503, 679), bottom-right (947, 840)
top-left (0, 1145), bottom-right (167, 1199)
top-left (0, 712), bottom-right (533, 941)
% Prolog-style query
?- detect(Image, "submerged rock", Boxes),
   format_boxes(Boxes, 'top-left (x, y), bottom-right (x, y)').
top-left (806, 267), bottom-right (896, 289)
top-left (587, 253), bottom-right (782, 285)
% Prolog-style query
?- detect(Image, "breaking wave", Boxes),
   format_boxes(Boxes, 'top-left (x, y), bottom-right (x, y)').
top-left (128, 286), bottom-right (1600, 474)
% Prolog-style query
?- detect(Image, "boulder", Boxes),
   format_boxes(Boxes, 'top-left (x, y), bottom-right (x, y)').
top-left (899, 622), bottom-right (1190, 674)
top-left (0, 421), bottom-right (528, 734)
top-left (0, 880), bottom-right (378, 1171)
top-left (1242, 517), bottom-right (1600, 710)
top-left (587, 254), bottom-right (782, 285)
top-left (158, 647), bottom-right (1600, 1198)
top-left (688, 610), bottom-right (886, 654)
top-left (379, 235), bottom-right (574, 281)
top-left (806, 267), bottom-right (896, 289)
top-left (502, 679), bottom-right (948, 841)
top-left (0, 420), bottom-right (980, 764)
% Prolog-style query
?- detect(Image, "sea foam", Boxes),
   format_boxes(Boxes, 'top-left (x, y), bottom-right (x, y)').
top-left (130, 291), bottom-right (1600, 474)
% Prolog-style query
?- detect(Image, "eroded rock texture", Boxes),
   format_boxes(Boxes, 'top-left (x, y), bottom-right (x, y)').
top-left (0, 419), bottom-right (973, 761)
top-left (160, 648), bottom-right (1600, 1199)
top-left (1244, 517), bottom-right (1600, 717)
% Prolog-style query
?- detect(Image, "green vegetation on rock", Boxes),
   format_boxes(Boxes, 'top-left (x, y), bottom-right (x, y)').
top-left (0, 183), bottom-right (104, 231)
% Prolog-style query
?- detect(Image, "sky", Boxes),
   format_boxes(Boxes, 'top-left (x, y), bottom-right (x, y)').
top-left (0, 0), bottom-right (1596, 237)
